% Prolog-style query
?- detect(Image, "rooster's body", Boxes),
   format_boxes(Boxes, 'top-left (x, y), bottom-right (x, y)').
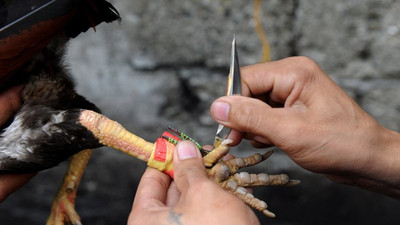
top-left (0, 2), bottom-right (299, 224)
top-left (0, 0), bottom-right (119, 173)
top-left (1, 1), bottom-right (121, 224)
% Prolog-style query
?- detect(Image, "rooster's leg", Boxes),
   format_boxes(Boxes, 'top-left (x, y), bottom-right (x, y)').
top-left (46, 149), bottom-right (93, 225)
top-left (71, 110), bottom-right (300, 219)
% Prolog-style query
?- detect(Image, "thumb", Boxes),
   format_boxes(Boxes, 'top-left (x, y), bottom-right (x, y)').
top-left (173, 141), bottom-right (209, 193)
top-left (210, 96), bottom-right (293, 143)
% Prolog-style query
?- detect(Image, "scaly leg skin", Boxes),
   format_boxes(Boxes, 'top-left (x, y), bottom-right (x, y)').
top-left (206, 140), bottom-right (300, 217)
top-left (47, 111), bottom-right (155, 225)
top-left (47, 149), bottom-right (93, 225)
top-left (46, 110), bottom-right (298, 223)
top-left (76, 110), bottom-right (300, 218)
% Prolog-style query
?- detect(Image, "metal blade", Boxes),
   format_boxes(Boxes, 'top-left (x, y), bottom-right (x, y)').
top-left (213, 35), bottom-right (241, 148)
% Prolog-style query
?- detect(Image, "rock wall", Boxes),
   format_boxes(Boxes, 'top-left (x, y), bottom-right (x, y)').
top-left (2, 0), bottom-right (400, 224)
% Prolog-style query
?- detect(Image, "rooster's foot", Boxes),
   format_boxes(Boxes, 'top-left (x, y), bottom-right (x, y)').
top-left (205, 139), bottom-right (300, 217)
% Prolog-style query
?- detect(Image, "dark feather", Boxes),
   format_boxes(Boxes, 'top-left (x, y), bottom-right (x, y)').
top-left (0, 0), bottom-right (120, 173)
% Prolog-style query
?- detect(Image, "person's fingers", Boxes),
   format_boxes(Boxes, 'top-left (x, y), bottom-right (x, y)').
top-left (211, 96), bottom-right (300, 141)
top-left (240, 57), bottom-right (319, 106)
top-left (0, 173), bottom-right (35, 202)
top-left (129, 168), bottom-right (172, 225)
top-left (243, 133), bottom-right (274, 148)
top-left (165, 181), bottom-right (180, 207)
top-left (250, 140), bottom-right (273, 149)
top-left (244, 133), bottom-right (273, 146)
top-left (226, 129), bottom-right (243, 146)
top-left (173, 141), bottom-right (209, 193)
top-left (203, 129), bottom-right (242, 148)
top-left (0, 85), bottom-right (24, 125)
top-left (132, 167), bottom-right (171, 209)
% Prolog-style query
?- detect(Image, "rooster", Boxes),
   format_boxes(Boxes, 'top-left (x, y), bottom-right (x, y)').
top-left (1, 0), bottom-right (122, 223)
top-left (0, 1), bottom-right (299, 224)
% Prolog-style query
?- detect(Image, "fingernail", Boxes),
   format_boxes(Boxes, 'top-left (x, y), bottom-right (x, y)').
top-left (176, 141), bottom-right (199, 160)
top-left (211, 101), bottom-right (230, 122)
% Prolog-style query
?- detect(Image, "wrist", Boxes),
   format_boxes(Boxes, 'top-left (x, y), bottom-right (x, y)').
top-left (369, 127), bottom-right (400, 197)
top-left (331, 123), bottom-right (400, 198)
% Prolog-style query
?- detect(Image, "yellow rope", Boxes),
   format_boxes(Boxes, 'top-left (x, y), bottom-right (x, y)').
top-left (253, 0), bottom-right (271, 62)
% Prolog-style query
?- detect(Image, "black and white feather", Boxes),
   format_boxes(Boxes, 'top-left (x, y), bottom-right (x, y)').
top-left (0, 0), bottom-right (120, 173)
top-left (0, 37), bottom-right (102, 173)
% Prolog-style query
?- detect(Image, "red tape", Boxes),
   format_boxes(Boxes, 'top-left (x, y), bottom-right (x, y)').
top-left (153, 131), bottom-right (180, 162)
top-left (154, 138), bottom-right (167, 162)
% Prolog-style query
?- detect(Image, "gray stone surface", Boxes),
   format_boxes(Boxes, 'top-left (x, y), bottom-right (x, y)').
top-left (2, 0), bottom-right (400, 224)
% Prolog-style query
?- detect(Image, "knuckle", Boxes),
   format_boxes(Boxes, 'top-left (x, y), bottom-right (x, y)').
top-left (290, 56), bottom-right (318, 69)
top-left (285, 56), bottom-right (320, 80)
top-left (293, 56), bottom-right (316, 65)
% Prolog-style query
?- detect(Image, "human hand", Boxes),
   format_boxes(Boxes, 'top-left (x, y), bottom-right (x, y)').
top-left (128, 141), bottom-right (260, 225)
top-left (0, 85), bottom-right (23, 125)
top-left (0, 85), bottom-right (35, 202)
top-left (210, 57), bottom-right (400, 197)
